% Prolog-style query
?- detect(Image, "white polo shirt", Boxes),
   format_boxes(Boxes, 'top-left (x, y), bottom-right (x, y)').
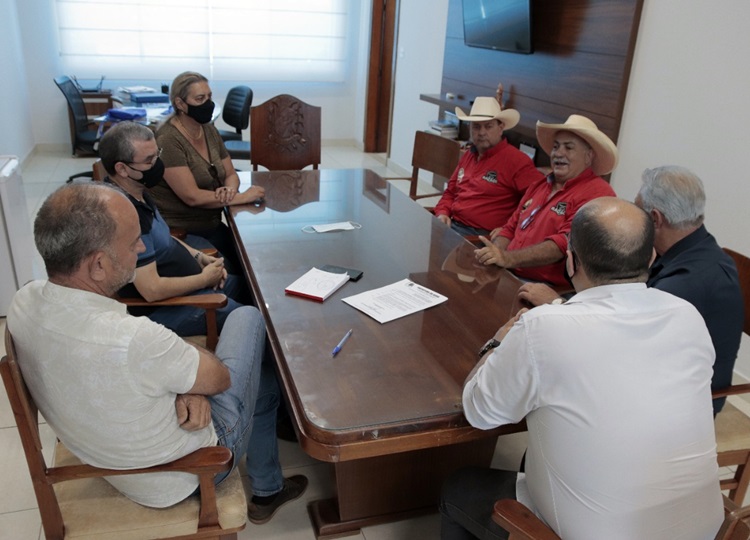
top-left (464, 283), bottom-right (723, 540)
top-left (8, 280), bottom-right (217, 508)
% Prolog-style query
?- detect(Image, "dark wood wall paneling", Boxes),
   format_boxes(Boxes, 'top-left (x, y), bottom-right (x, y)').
top-left (432, 0), bottom-right (644, 166)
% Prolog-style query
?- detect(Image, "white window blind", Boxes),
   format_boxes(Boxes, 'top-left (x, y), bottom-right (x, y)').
top-left (55, 0), bottom-right (349, 82)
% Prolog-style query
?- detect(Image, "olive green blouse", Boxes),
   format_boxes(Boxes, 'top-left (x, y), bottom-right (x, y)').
top-left (151, 120), bottom-right (229, 232)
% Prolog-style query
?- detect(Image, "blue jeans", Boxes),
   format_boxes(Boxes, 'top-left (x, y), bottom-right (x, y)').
top-left (450, 220), bottom-right (491, 238)
top-left (147, 274), bottom-right (245, 336)
top-left (209, 307), bottom-right (283, 496)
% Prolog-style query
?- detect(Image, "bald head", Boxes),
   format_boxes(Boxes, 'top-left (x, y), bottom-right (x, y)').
top-left (570, 197), bottom-right (654, 285)
top-left (34, 183), bottom-right (130, 278)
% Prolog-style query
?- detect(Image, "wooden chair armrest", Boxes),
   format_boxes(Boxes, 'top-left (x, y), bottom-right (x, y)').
top-left (46, 446), bottom-right (232, 483)
top-left (492, 499), bottom-right (561, 540)
top-left (200, 247), bottom-right (219, 257)
top-left (713, 383), bottom-right (750, 399)
top-left (117, 293), bottom-right (227, 350)
top-left (47, 446), bottom-right (232, 530)
top-left (170, 227), bottom-right (188, 240)
top-left (413, 192), bottom-right (443, 201)
top-left (118, 293), bottom-right (227, 310)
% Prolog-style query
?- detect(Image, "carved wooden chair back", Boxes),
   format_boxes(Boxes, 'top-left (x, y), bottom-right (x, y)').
top-left (250, 94), bottom-right (321, 171)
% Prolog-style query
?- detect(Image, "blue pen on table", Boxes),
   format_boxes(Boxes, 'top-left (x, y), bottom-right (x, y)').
top-left (331, 329), bottom-right (353, 357)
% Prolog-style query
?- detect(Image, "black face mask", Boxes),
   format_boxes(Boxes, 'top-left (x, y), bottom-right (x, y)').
top-left (186, 100), bottom-right (215, 124)
top-left (126, 157), bottom-right (164, 189)
top-left (563, 250), bottom-right (577, 289)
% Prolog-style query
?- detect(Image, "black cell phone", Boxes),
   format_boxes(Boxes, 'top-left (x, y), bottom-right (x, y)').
top-left (320, 264), bottom-right (363, 281)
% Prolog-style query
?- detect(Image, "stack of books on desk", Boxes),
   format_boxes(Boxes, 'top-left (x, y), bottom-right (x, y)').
top-left (428, 120), bottom-right (459, 139)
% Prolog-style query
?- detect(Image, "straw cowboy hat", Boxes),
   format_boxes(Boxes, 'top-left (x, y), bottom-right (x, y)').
top-left (536, 115), bottom-right (618, 176)
top-left (455, 97), bottom-right (520, 130)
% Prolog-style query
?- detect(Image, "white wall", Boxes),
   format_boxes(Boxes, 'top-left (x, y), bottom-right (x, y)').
top-left (388, 0), bottom-right (450, 174)
top-left (612, 0), bottom-right (750, 377)
top-left (0, 0), bottom-right (34, 161)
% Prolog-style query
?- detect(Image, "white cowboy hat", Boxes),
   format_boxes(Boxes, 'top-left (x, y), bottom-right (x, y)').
top-left (455, 97), bottom-right (520, 130)
top-left (535, 114), bottom-right (618, 176)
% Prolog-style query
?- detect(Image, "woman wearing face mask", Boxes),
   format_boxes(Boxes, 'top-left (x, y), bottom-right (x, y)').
top-left (152, 71), bottom-right (264, 274)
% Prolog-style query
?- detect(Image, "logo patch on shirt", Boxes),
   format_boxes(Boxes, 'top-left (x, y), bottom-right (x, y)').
top-left (551, 202), bottom-right (568, 216)
top-left (483, 171), bottom-right (498, 184)
top-left (457, 168), bottom-right (465, 183)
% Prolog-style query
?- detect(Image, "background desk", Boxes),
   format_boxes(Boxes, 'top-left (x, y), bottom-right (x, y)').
top-left (228, 169), bottom-right (525, 537)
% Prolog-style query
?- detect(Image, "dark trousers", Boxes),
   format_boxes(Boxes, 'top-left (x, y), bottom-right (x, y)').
top-left (440, 467), bottom-right (518, 540)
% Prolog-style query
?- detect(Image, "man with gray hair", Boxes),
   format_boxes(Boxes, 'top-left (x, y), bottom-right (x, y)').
top-left (637, 165), bottom-right (743, 414)
top-left (517, 166), bottom-right (743, 414)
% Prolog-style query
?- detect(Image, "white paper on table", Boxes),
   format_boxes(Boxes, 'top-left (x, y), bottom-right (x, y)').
top-left (342, 278), bottom-right (447, 324)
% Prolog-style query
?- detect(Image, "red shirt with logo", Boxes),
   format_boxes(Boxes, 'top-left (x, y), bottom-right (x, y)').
top-left (497, 168), bottom-right (616, 286)
top-left (434, 139), bottom-right (542, 232)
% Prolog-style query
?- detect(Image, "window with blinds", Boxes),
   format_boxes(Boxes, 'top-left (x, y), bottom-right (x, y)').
top-left (54, 0), bottom-right (350, 82)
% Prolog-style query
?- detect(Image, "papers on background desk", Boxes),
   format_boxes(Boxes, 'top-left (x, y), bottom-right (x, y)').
top-left (119, 85), bottom-right (157, 94)
top-left (342, 279), bottom-right (447, 324)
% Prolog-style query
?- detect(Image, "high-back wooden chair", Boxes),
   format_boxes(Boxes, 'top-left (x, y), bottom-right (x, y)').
top-left (493, 496), bottom-right (750, 540)
top-left (0, 327), bottom-right (247, 540)
top-left (714, 247), bottom-right (750, 505)
top-left (388, 130), bottom-right (462, 201)
top-left (250, 94), bottom-right (321, 171)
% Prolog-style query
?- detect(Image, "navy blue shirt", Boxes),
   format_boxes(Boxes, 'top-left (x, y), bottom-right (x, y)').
top-left (647, 225), bottom-right (744, 414)
top-left (117, 190), bottom-right (201, 302)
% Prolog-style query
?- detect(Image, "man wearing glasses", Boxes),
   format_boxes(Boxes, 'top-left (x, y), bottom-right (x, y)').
top-left (475, 115), bottom-right (617, 288)
top-left (97, 121), bottom-right (246, 336)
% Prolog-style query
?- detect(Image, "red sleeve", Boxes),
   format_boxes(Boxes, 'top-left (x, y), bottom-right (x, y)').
top-left (433, 156), bottom-right (463, 217)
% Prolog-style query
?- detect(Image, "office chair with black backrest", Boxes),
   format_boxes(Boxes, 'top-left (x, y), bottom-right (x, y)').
top-left (54, 75), bottom-right (99, 182)
top-left (219, 86), bottom-right (253, 142)
top-left (250, 94), bottom-right (321, 171)
top-left (220, 86), bottom-right (253, 161)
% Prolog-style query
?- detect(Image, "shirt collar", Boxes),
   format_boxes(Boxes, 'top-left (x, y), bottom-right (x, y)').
top-left (565, 282), bottom-right (647, 304)
top-left (42, 280), bottom-right (127, 314)
top-left (476, 138), bottom-right (508, 161)
top-left (546, 167), bottom-right (598, 191)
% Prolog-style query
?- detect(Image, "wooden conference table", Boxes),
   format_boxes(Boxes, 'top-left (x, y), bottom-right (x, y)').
top-left (228, 169), bottom-right (526, 538)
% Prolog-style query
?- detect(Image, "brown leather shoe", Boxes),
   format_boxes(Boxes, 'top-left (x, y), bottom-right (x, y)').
top-left (247, 475), bottom-right (308, 525)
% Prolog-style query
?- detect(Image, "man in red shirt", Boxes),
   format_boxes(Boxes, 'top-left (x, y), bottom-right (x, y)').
top-left (475, 115), bottom-right (618, 287)
top-left (434, 97), bottom-right (543, 237)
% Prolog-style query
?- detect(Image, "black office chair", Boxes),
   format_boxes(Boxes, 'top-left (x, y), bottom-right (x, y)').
top-left (54, 76), bottom-right (98, 182)
top-left (218, 86), bottom-right (253, 142)
top-left (219, 86), bottom-right (252, 161)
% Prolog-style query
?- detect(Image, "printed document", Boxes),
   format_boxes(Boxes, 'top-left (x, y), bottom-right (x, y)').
top-left (342, 279), bottom-right (447, 324)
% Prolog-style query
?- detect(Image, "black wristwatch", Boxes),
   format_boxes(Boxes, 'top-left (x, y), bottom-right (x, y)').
top-left (478, 338), bottom-right (501, 358)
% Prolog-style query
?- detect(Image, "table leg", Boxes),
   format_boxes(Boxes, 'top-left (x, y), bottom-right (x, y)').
top-left (307, 437), bottom-right (498, 538)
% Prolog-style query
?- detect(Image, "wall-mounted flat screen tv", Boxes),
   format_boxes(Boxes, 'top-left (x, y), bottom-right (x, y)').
top-left (462, 0), bottom-right (533, 54)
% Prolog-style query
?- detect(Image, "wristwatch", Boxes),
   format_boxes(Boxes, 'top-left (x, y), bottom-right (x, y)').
top-left (551, 297), bottom-right (565, 305)
top-left (478, 338), bottom-right (502, 358)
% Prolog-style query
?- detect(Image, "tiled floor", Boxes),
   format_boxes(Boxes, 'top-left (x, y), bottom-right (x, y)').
top-left (0, 145), bottom-right (747, 539)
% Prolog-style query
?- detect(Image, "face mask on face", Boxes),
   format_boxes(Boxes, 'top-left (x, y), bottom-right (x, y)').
top-left (126, 157), bottom-right (164, 188)
top-left (186, 100), bottom-right (215, 124)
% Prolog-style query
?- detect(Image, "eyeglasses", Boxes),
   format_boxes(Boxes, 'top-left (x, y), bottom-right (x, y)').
top-left (127, 147), bottom-right (162, 167)
top-left (520, 205), bottom-right (542, 230)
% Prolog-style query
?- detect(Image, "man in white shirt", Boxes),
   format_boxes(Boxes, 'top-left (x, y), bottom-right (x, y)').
top-left (8, 183), bottom-right (306, 524)
top-left (440, 197), bottom-right (723, 539)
